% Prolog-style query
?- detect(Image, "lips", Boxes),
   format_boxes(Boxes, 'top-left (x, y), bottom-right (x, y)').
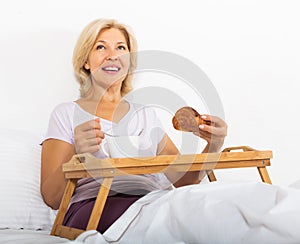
top-left (102, 65), bottom-right (121, 73)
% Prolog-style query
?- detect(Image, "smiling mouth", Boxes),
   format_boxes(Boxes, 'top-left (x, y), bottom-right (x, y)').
top-left (102, 66), bottom-right (121, 72)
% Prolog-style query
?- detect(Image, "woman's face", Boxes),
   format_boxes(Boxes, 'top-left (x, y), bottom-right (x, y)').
top-left (84, 27), bottom-right (130, 90)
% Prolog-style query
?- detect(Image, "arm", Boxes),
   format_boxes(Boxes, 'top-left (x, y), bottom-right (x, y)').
top-left (41, 139), bottom-right (76, 210)
top-left (41, 118), bottom-right (105, 209)
top-left (158, 115), bottom-right (227, 187)
top-left (157, 134), bottom-right (205, 187)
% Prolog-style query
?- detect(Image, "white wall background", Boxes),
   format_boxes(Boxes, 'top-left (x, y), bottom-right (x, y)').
top-left (1, 0), bottom-right (299, 186)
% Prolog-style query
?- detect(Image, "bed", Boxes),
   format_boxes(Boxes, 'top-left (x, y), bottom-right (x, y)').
top-left (1, 127), bottom-right (300, 244)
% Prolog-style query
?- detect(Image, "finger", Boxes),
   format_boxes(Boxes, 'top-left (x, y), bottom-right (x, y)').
top-left (193, 130), bottom-right (212, 139)
top-left (79, 128), bottom-right (105, 142)
top-left (94, 118), bottom-right (102, 130)
top-left (199, 123), bottom-right (227, 137)
top-left (76, 118), bottom-right (101, 132)
top-left (87, 136), bottom-right (103, 147)
top-left (82, 137), bottom-right (103, 151)
top-left (95, 129), bottom-right (105, 139)
top-left (74, 135), bottom-right (98, 153)
top-left (82, 129), bottom-right (99, 140)
top-left (87, 145), bottom-right (102, 154)
top-left (201, 115), bottom-right (226, 127)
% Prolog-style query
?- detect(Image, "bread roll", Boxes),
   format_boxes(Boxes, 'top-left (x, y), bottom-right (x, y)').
top-left (172, 107), bottom-right (209, 132)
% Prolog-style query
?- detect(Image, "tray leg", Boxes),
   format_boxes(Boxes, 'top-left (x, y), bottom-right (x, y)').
top-left (86, 177), bottom-right (114, 230)
top-left (206, 170), bottom-right (217, 182)
top-left (51, 179), bottom-right (78, 235)
top-left (257, 167), bottom-right (272, 184)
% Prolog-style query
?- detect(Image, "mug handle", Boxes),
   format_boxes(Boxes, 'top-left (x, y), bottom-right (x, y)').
top-left (100, 139), bottom-right (110, 157)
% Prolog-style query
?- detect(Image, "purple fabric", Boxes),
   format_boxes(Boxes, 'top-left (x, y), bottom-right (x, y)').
top-left (63, 193), bottom-right (143, 234)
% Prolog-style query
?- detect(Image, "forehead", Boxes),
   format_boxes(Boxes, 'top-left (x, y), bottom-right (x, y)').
top-left (96, 28), bottom-right (127, 43)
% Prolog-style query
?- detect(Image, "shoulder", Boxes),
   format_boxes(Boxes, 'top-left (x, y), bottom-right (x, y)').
top-left (52, 101), bottom-right (76, 112)
top-left (49, 101), bottom-right (76, 123)
top-left (45, 102), bottom-right (76, 144)
top-left (50, 101), bottom-right (76, 116)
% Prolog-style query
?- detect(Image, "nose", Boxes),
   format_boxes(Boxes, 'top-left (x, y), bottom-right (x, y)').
top-left (106, 48), bottom-right (119, 61)
top-left (106, 56), bottom-right (118, 61)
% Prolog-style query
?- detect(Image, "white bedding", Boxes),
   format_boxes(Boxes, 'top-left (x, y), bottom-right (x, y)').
top-left (76, 181), bottom-right (300, 244)
top-left (1, 181), bottom-right (300, 244)
top-left (0, 229), bottom-right (70, 244)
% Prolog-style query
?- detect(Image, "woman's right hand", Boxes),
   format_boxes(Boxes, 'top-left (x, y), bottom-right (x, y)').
top-left (74, 118), bottom-right (105, 154)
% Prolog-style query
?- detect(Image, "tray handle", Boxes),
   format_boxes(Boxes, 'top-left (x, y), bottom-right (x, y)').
top-left (222, 146), bottom-right (256, 152)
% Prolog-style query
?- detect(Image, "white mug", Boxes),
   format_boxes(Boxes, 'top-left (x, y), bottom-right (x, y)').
top-left (101, 135), bottom-right (140, 158)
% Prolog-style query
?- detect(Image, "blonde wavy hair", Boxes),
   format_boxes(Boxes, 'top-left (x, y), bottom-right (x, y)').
top-left (72, 19), bottom-right (138, 98)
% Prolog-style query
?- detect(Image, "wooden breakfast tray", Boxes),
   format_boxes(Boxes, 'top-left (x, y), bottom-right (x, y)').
top-left (51, 146), bottom-right (272, 240)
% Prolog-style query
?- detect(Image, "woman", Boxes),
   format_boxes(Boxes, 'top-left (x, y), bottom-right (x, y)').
top-left (41, 18), bottom-right (227, 234)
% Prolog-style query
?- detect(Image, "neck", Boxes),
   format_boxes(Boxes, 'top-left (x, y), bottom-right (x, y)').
top-left (86, 82), bottom-right (123, 104)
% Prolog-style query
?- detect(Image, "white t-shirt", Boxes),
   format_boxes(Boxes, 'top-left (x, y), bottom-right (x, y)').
top-left (44, 100), bottom-right (173, 203)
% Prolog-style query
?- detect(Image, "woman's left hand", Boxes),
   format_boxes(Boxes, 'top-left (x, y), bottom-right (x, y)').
top-left (193, 114), bottom-right (228, 152)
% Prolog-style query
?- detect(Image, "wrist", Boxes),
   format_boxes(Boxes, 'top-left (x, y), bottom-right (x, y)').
top-left (205, 140), bottom-right (224, 153)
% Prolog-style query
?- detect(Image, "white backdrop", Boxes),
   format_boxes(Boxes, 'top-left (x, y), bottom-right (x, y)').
top-left (1, 0), bottom-right (299, 186)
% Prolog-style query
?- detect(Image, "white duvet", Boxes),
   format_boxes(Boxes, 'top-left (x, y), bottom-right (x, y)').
top-left (73, 181), bottom-right (300, 244)
top-left (2, 181), bottom-right (300, 244)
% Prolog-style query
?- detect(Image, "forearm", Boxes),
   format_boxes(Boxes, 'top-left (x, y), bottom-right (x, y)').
top-left (172, 142), bottom-right (222, 187)
top-left (41, 165), bottom-right (67, 210)
top-left (40, 139), bottom-right (76, 210)
top-left (165, 113), bottom-right (227, 187)
top-left (172, 171), bottom-right (206, 187)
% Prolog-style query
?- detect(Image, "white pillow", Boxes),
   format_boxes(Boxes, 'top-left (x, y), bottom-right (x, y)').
top-left (0, 128), bottom-right (53, 230)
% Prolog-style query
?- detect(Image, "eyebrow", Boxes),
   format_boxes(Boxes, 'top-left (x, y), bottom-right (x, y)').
top-left (96, 40), bottom-right (127, 45)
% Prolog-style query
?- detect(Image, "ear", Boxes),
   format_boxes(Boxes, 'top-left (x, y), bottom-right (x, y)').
top-left (84, 61), bottom-right (90, 70)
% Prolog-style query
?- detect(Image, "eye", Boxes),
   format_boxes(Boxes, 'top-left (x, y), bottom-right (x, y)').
top-left (96, 44), bottom-right (105, 50)
top-left (118, 45), bottom-right (127, 51)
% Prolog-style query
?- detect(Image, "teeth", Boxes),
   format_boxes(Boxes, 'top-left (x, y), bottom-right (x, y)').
top-left (103, 67), bottom-right (119, 71)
